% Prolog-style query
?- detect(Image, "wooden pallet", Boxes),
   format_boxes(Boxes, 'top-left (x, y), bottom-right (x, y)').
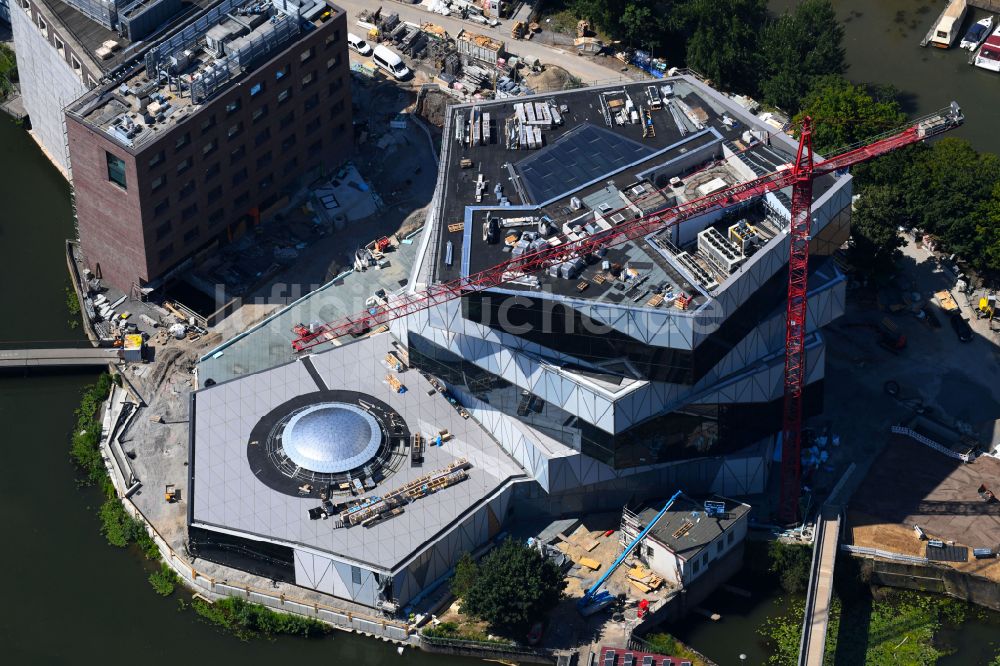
top-left (646, 293), bottom-right (664, 307)
top-left (448, 222), bottom-right (465, 233)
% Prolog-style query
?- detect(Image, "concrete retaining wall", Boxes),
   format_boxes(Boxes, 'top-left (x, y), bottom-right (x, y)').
top-left (858, 557), bottom-right (1000, 612)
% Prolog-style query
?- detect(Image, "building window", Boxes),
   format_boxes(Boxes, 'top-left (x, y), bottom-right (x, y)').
top-left (702, 553), bottom-right (709, 566)
top-left (55, 37), bottom-right (65, 56)
top-left (154, 199), bottom-right (169, 216)
top-left (252, 105), bottom-right (268, 123)
top-left (232, 168), bottom-right (248, 186)
top-left (258, 175), bottom-right (273, 190)
top-left (328, 77), bottom-right (344, 95)
top-left (176, 157), bottom-right (192, 174)
top-left (277, 88), bottom-right (291, 104)
top-left (88, 76), bottom-right (98, 88)
top-left (351, 566), bottom-right (362, 585)
top-left (331, 99), bottom-right (345, 115)
top-left (281, 134), bottom-right (296, 151)
top-left (300, 47), bottom-right (314, 64)
top-left (336, 122), bottom-right (346, 136)
top-left (37, 15), bottom-right (47, 35)
top-left (257, 152), bottom-right (272, 169)
top-left (227, 122), bottom-right (243, 139)
top-left (106, 152), bottom-right (127, 189)
top-left (234, 192), bottom-right (250, 206)
top-left (151, 174), bottom-right (166, 192)
top-left (301, 71), bottom-right (316, 88)
top-left (230, 145), bottom-right (245, 164)
top-left (202, 139), bottom-right (218, 156)
top-left (181, 204), bottom-right (198, 221)
top-left (148, 151), bottom-right (165, 169)
top-left (716, 540), bottom-right (724, 554)
top-left (279, 112), bottom-right (295, 130)
top-left (155, 220), bottom-right (172, 241)
top-left (208, 208), bottom-right (225, 224)
top-left (179, 180), bottom-right (195, 199)
top-left (276, 65), bottom-right (289, 80)
top-left (226, 98), bottom-right (241, 114)
top-left (306, 117), bottom-right (320, 135)
top-left (326, 54), bottom-right (341, 71)
top-left (207, 186), bottom-right (223, 203)
top-left (255, 128), bottom-right (271, 147)
top-left (727, 531), bottom-right (734, 545)
top-left (325, 31), bottom-right (340, 49)
top-left (308, 139), bottom-right (322, 157)
top-left (250, 82), bottom-right (264, 97)
top-left (645, 545), bottom-right (654, 558)
top-left (304, 93), bottom-right (319, 111)
top-left (200, 115), bottom-right (216, 133)
top-left (205, 162), bottom-right (221, 180)
top-left (175, 133), bottom-right (191, 150)
top-left (284, 157), bottom-right (298, 173)
top-left (71, 55), bottom-right (82, 74)
top-left (158, 245), bottom-right (173, 262)
top-left (183, 227), bottom-right (201, 244)
top-left (693, 560), bottom-right (701, 574)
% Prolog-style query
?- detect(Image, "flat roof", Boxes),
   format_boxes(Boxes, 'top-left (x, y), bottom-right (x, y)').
top-left (40, 0), bottom-right (217, 73)
top-left (431, 78), bottom-right (841, 308)
top-left (66, 0), bottom-right (342, 150)
top-left (638, 495), bottom-right (750, 561)
top-left (190, 334), bottom-right (525, 571)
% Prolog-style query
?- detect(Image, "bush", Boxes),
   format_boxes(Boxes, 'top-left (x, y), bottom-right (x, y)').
top-left (422, 621), bottom-right (511, 645)
top-left (192, 597), bottom-right (330, 641)
top-left (450, 552), bottom-right (478, 600)
top-left (69, 373), bottom-right (114, 485)
top-left (460, 538), bottom-right (566, 634)
top-left (149, 563), bottom-right (179, 596)
top-left (768, 541), bottom-right (812, 594)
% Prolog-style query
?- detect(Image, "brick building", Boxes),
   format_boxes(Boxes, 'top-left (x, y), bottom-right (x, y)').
top-left (64, 0), bottom-right (352, 291)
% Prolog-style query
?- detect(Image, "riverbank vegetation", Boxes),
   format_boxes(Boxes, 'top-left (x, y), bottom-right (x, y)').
top-left (149, 562), bottom-right (180, 596)
top-left (191, 597), bottom-right (330, 640)
top-left (643, 633), bottom-right (709, 666)
top-left (0, 44), bottom-right (17, 101)
top-left (64, 285), bottom-right (81, 329)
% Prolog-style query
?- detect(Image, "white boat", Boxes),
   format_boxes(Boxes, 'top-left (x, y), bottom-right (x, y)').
top-left (927, 0), bottom-right (968, 48)
top-left (974, 26), bottom-right (1000, 71)
top-left (960, 16), bottom-right (993, 50)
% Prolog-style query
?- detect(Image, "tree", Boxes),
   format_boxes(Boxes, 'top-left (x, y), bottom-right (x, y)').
top-left (849, 186), bottom-right (906, 276)
top-left (757, 0), bottom-right (845, 112)
top-left (793, 76), bottom-right (906, 155)
top-left (621, 4), bottom-right (653, 46)
top-left (451, 552), bottom-right (479, 600)
top-left (973, 182), bottom-right (1000, 274)
top-left (684, 0), bottom-right (767, 90)
top-left (460, 538), bottom-right (566, 633)
top-left (767, 541), bottom-right (811, 594)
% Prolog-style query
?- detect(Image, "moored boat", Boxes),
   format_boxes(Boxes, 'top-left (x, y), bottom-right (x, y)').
top-left (974, 26), bottom-right (1000, 71)
top-left (926, 0), bottom-right (968, 48)
top-left (960, 15), bottom-right (993, 50)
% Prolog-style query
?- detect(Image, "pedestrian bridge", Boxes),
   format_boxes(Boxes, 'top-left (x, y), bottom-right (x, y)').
top-left (798, 506), bottom-right (842, 666)
top-left (0, 347), bottom-right (118, 368)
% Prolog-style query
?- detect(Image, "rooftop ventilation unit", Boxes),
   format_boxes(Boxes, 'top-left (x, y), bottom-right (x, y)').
top-left (676, 251), bottom-right (718, 291)
top-left (698, 226), bottom-right (744, 275)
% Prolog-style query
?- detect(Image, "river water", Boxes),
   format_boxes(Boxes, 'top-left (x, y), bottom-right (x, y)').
top-left (0, 114), bottom-right (470, 664)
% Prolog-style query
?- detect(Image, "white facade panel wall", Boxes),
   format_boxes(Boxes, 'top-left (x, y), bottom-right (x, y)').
top-left (10, 4), bottom-right (88, 174)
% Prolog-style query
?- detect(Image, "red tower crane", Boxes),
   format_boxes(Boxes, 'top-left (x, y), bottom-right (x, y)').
top-left (292, 102), bottom-right (964, 523)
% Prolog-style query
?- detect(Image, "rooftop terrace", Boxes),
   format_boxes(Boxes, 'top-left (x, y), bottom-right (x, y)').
top-left (430, 78), bottom-right (843, 309)
top-left (65, 0), bottom-right (340, 149)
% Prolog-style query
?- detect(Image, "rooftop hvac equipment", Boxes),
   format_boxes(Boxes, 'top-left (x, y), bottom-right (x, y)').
top-left (696, 177), bottom-right (729, 198)
top-left (118, 0), bottom-right (183, 41)
top-left (728, 221), bottom-right (761, 254)
top-left (676, 252), bottom-right (718, 291)
top-left (697, 226), bottom-right (744, 275)
top-left (569, 196), bottom-right (582, 211)
top-left (62, 0), bottom-right (119, 31)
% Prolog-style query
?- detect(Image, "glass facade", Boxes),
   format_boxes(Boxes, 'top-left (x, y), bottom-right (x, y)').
top-left (407, 333), bottom-right (823, 469)
top-left (106, 151), bottom-right (127, 189)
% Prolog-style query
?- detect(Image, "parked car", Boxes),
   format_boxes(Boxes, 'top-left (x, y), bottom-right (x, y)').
top-left (950, 312), bottom-right (974, 342)
top-left (347, 33), bottom-right (373, 56)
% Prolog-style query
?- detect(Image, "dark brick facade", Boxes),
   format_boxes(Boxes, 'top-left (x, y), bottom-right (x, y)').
top-left (68, 6), bottom-right (353, 291)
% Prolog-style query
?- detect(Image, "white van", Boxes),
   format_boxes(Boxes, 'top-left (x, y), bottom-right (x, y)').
top-left (347, 32), bottom-right (372, 56)
top-left (372, 44), bottom-right (411, 80)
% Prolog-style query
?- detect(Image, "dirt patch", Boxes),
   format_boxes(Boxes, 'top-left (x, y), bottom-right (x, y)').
top-left (525, 64), bottom-right (580, 93)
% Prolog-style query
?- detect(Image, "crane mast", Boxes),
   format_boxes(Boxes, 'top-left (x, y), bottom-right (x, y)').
top-left (292, 102), bottom-right (964, 523)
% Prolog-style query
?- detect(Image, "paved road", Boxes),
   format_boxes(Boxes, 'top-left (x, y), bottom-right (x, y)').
top-left (334, 0), bottom-right (629, 85)
top-left (801, 509), bottom-right (841, 666)
top-left (0, 347), bottom-right (119, 368)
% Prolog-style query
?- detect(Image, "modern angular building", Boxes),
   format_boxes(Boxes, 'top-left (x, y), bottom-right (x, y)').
top-left (63, 0), bottom-right (352, 290)
top-left (188, 75), bottom-right (851, 612)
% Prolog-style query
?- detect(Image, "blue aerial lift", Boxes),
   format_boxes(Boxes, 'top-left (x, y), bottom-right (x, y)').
top-left (577, 489), bottom-right (683, 615)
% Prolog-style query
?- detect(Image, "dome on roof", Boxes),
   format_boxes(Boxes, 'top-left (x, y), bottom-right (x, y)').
top-left (281, 403), bottom-right (381, 473)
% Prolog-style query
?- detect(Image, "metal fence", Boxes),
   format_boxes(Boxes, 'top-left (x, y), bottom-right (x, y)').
top-left (890, 425), bottom-right (974, 462)
top-left (841, 544), bottom-right (929, 565)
